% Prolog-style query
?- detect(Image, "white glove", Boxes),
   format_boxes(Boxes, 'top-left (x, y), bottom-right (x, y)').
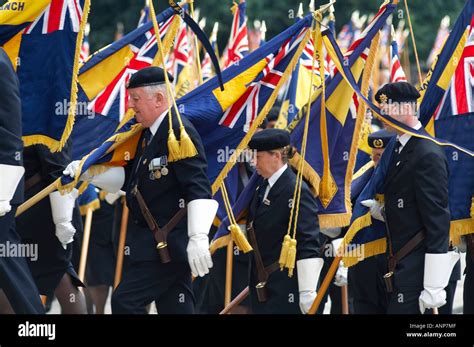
top-left (419, 252), bottom-right (460, 314)
top-left (0, 201), bottom-right (11, 217)
top-left (91, 167), bottom-right (125, 193)
top-left (0, 164), bottom-right (25, 217)
top-left (297, 258), bottom-right (324, 314)
top-left (63, 162), bottom-right (125, 193)
top-left (361, 199), bottom-right (385, 221)
top-left (187, 199), bottom-right (218, 277)
top-left (63, 160), bottom-right (92, 180)
top-left (49, 190), bottom-right (78, 249)
top-left (104, 191), bottom-right (125, 205)
top-left (54, 222), bottom-right (76, 248)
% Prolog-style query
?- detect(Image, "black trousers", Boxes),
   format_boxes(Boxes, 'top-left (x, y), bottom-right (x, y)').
top-left (0, 206), bottom-right (44, 314)
top-left (464, 249), bottom-right (474, 314)
top-left (112, 261), bottom-right (194, 314)
top-left (386, 289), bottom-right (421, 314)
top-left (349, 256), bottom-right (388, 314)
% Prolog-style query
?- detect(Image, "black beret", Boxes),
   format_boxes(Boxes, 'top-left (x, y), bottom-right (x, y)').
top-left (248, 128), bottom-right (290, 152)
top-left (127, 66), bottom-right (174, 89)
top-left (368, 129), bottom-right (394, 149)
top-left (375, 82), bottom-right (420, 104)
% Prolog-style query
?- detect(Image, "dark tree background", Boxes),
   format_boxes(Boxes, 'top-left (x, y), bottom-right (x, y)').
top-left (86, 0), bottom-right (466, 67)
top-left (0, 0), bottom-right (467, 65)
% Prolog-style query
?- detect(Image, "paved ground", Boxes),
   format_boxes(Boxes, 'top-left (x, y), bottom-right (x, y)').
top-left (49, 253), bottom-right (466, 314)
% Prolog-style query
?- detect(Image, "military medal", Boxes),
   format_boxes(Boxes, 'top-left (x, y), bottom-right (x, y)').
top-left (154, 170), bottom-right (162, 179)
top-left (149, 171), bottom-right (155, 180)
top-left (161, 167), bottom-right (169, 176)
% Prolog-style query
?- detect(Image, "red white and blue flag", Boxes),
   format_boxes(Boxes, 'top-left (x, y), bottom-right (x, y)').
top-left (390, 35), bottom-right (407, 83)
top-left (219, 29), bottom-right (307, 132)
top-left (224, 1), bottom-right (249, 68)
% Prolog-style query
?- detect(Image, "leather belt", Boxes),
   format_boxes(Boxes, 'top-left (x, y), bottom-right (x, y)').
top-left (247, 221), bottom-right (279, 303)
top-left (383, 230), bottom-right (425, 293)
top-left (24, 173), bottom-right (42, 192)
top-left (132, 186), bottom-right (187, 264)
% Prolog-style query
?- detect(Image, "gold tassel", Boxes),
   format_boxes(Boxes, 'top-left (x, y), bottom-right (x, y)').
top-left (167, 129), bottom-right (181, 162)
top-left (286, 238), bottom-right (297, 278)
top-left (229, 224), bottom-right (253, 253)
top-left (178, 126), bottom-right (198, 159)
top-left (279, 234), bottom-right (291, 270)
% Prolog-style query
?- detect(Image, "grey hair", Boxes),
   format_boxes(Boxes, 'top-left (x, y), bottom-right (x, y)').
top-left (143, 83), bottom-right (174, 98)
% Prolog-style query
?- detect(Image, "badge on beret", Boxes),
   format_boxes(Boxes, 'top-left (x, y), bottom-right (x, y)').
top-left (379, 93), bottom-right (388, 104)
top-left (373, 139), bottom-right (384, 148)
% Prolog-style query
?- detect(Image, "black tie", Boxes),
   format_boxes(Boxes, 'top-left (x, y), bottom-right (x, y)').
top-left (395, 139), bottom-right (402, 154)
top-left (258, 179), bottom-right (269, 204)
top-left (143, 129), bottom-right (153, 147)
top-left (391, 139), bottom-right (402, 167)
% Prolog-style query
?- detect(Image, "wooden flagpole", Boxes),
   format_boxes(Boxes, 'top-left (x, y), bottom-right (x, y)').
top-left (403, 0), bottom-right (423, 86)
top-left (224, 240), bottom-right (234, 306)
top-left (114, 197), bottom-right (129, 289)
top-left (78, 207), bottom-right (94, 282)
top-left (16, 180), bottom-right (58, 217)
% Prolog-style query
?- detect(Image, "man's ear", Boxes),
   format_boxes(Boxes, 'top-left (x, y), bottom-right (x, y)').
top-left (275, 150), bottom-right (283, 162)
top-left (155, 91), bottom-right (164, 106)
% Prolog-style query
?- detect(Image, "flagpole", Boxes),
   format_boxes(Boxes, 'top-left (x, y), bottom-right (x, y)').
top-left (341, 285), bottom-right (349, 314)
top-left (308, 256), bottom-right (341, 314)
top-left (220, 286), bottom-right (249, 314)
top-left (15, 180), bottom-right (59, 217)
top-left (224, 239), bottom-right (234, 306)
top-left (403, 0), bottom-right (423, 86)
top-left (188, 0), bottom-right (204, 85)
top-left (78, 207), bottom-right (93, 282)
top-left (114, 197), bottom-right (129, 289)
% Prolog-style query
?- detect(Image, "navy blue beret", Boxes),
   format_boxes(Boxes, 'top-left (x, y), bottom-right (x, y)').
top-left (375, 82), bottom-right (420, 104)
top-left (248, 128), bottom-right (290, 151)
top-left (368, 129), bottom-right (394, 149)
top-left (127, 66), bottom-right (174, 89)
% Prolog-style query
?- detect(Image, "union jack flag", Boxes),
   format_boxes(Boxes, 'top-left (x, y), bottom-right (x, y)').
top-left (170, 20), bottom-right (190, 84)
top-left (434, 26), bottom-right (474, 119)
top-left (340, 4), bottom-right (389, 119)
top-left (390, 35), bottom-right (407, 83)
top-left (300, 37), bottom-right (333, 78)
top-left (219, 28), bottom-right (307, 131)
top-left (224, 1), bottom-right (249, 68)
top-left (25, 0), bottom-right (83, 34)
top-left (87, 15), bottom-right (175, 120)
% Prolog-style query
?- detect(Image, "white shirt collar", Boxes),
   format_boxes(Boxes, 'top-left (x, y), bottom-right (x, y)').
top-left (268, 164), bottom-right (288, 188)
top-left (148, 110), bottom-right (168, 136)
top-left (397, 121), bottom-right (422, 148)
